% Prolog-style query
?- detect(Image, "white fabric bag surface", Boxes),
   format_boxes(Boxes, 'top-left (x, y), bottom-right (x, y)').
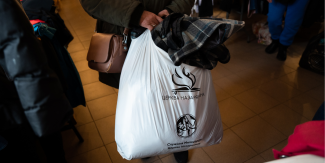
top-left (115, 30), bottom-right (223, 160)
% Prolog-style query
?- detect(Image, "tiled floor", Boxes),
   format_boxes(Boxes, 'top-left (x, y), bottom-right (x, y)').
top-left (59, 0), bottom-right (324, 163)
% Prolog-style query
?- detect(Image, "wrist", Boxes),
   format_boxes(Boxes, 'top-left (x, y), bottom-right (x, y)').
top-left (165, 7), bottom-right (173, 14)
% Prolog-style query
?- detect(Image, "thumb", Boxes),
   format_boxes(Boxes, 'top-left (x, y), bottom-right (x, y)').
top-left (156, 16), bottom-right (163, 23)
top-left (146, 24), bottom-right (154, 31)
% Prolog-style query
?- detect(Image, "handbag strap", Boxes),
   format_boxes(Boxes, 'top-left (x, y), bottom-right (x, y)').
top-left (122, 28), bottom-right (129, 45)
top-left (123, 28), bottom-right (129, 36)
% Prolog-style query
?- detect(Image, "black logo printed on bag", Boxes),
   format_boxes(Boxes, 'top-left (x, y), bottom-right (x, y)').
top-left (172, 68), bottom-right (200, 95)
top-left (177, 114), bottom-right (197, 137)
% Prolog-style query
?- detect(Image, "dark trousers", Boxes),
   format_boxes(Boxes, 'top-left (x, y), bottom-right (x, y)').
top-left (39, 132), bottom-right (67, 163)
top-left (0, 124), bottom-right (66, 163)
top-left (0, 125), bottom-right (41, 163)
top-left (268, 0), bottom-right (309, 46)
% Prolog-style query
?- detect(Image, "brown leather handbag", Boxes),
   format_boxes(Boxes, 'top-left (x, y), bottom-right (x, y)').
top-left (87, 28), bottom-right (129, 73)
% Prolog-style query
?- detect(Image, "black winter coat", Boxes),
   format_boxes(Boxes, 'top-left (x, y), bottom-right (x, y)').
top-left (0, 0), bottom-right (73, 137)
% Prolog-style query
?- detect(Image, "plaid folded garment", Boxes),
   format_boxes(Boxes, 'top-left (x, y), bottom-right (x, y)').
top-left (152, 13), bottom-right (245, 70)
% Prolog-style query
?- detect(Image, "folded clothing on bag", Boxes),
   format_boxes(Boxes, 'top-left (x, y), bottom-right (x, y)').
top-left (152, 13), bottom-right (245, 70)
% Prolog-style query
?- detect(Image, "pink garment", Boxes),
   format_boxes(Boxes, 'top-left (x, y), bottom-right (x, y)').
top-left (30, 19), bottom-right (46, 25)
top-left (273, 121), bottom-right (325, 159)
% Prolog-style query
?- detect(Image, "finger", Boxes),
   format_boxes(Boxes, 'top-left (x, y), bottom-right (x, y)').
top-left (156, 16), bottom-right (163, 23)
top-left (151, 18), bottom-right (160, 26)
top-left (158, 11), bottom-right (164, 17)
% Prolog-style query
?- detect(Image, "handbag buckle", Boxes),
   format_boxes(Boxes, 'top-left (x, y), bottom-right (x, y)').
top-left (122, 33), bottom-right (128, 45)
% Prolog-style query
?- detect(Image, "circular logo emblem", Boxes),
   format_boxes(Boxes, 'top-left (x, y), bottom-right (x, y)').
top-left (176, 114), bottom-right (197, 137)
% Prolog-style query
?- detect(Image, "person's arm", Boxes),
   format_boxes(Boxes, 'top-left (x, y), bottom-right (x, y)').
top-left (0, 0), bottom-right (73, 137)
top-left (79, 0), bottom-right (144, 28)
top-left (79, 0), bottom-right (162, 30)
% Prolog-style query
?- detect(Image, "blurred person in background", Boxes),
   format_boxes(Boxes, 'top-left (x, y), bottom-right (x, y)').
top-left (265, 0), bottom-right (310, 61)
top-left (0, 0), bottom-right (73, 162)
top-left (199, 0), bottom-right (214, 17)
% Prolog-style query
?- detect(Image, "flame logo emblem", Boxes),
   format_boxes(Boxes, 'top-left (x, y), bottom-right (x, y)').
top-left (172, 68), bottom-right (200, 95)
top-left (177, 114), bottom-right (197, 137)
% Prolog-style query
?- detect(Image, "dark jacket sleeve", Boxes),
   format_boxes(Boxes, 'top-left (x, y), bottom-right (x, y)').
top-left (79, 0), bottom-right (144, 28)
top-left (0, 0), bottom-right (73, 137)
top-left (165, 0), bottom-right (195, 15)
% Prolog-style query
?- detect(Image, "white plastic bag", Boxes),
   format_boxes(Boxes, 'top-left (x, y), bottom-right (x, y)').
top-left (115, 30), bottom-right (223, 160)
